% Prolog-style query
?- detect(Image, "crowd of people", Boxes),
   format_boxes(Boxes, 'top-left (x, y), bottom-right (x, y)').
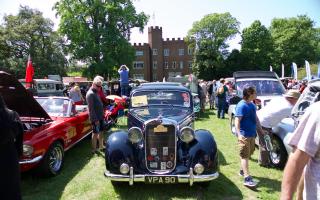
top-left (197, 78), bottom-right (234, 118)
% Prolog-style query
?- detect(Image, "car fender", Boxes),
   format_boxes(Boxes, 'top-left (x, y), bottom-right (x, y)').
top-left (272, 118), bottom-right (295, 154)
top-left (105, 130), bottom-right (135, 173)
top-left (186, 129), bottom-right (219, 173)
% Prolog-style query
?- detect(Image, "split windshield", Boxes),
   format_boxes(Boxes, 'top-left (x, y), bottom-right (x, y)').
top-left (131, 90), bottom-right (191, 108)
top-left (236, 79), bottom-right (285, 96)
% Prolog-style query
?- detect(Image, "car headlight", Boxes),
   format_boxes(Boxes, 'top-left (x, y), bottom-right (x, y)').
top-left (128, 127), bottom-right (143, 143)
top-left (179, 126), bottom-right (195, 143)
top-left (23, 144), bottom-right (34, 157)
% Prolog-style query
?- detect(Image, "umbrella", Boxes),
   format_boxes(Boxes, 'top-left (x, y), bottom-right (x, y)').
top-left (106, 95), bottom-right (122, 101)
top-left (25, 55), bottom-right (34, 88)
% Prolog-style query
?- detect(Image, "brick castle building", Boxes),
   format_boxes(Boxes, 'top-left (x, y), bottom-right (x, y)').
top-left (131, 26), bottom-right (193, 82)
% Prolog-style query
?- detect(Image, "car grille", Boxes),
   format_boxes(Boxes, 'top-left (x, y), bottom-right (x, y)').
top-left (145, 123), bottom-right (176, 173)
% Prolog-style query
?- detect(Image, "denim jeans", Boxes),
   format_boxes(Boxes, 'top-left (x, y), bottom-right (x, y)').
top-left (217, 97), bottom-right (226, 118)
top-left (120, 84), bottom-right (129, 96)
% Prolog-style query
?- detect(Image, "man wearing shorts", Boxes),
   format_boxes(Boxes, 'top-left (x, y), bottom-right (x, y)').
top-left (235, 86), bottom-right (260, 187)
top-left (86, 76), bottom-right (105, 153)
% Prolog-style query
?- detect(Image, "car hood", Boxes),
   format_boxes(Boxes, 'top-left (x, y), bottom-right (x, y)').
top-left (0, 71), bottom-right (51, 120)
top-left (257, 95), bottom-right (283, 107)
top-left (130, 107), bottom-right (192, 123)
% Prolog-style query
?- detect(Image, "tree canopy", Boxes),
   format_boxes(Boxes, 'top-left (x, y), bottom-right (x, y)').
top-left (0, 6), bottom-right (66, 77)
top-left (54, 0), bottom-right (148, 79)
top-left (186, 12), bottom-right (240, 80)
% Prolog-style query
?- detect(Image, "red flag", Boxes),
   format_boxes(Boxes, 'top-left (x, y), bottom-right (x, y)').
top-left (25, 55), bottom-right (34, 88)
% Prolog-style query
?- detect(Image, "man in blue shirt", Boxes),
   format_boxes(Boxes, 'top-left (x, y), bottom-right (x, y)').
top-left (118, 65), bottom-right (129, 96)
top-left (235, 86), bottom-right (261, 187)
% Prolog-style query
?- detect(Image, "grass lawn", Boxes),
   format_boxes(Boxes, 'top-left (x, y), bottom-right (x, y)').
top-left (21, 108), bottom-right (283, 200)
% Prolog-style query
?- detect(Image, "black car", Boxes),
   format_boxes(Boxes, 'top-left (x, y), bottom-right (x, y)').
top-left (104, 82), bottom-right (219, 186)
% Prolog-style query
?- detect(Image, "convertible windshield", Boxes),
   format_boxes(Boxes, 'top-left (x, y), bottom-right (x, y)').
top-left (236, 79), bottom-right (285, 96)
top-left (131, 90), bottom-right (191, 108)
top-left (36, 98), bottom-right (70, 117)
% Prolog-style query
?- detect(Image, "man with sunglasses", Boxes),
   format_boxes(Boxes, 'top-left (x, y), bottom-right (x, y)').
top-left (86, 76), bottom-right (105, 154)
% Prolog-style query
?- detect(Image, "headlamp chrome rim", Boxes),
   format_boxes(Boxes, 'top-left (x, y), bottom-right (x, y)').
top-left (128, 127), bottom-right (143, 143)
top-left (179, 126), bottom-right (195, 143)
top-left (23, 144), bottom-right (34, 157)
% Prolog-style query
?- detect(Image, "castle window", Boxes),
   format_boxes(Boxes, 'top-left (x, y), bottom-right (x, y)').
top-left (153, 61), bottom-right (157, 69)
top-left (133, 61), bottom-right (144, 69)
top-left (172, 61), bottom-right (176, 69)
top-left (164, 61), bottom-right (168, 69)
top-left (188, 61), bottom-right (192, 68)
top-left (178, 49), bottom-right (184, 56)
top-left (135, 51), bottom-right (143, 56)
top-left (164, 49), bottom-right (169, 56)
top-left (179, 61), bottom-right (183, 69)
top-left (152, 49), bottom-right (158, 55)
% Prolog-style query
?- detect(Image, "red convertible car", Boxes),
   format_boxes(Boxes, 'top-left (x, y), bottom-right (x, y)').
top-left (0, 71), bottom-right (92, 176)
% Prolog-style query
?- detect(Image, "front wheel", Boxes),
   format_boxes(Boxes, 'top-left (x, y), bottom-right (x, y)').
top-left (39, 141), bottom-right (64, 176)
top-left (230, 115), bottom-right (237, 136)
top-left (268, 136), bottom-right (287, 169)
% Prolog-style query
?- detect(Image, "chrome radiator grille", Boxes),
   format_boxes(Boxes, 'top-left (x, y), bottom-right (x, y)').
top-left (145, 123), bottom-right (176, 173)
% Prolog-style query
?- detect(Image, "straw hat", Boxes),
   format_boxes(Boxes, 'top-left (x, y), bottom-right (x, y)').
top-left (283, 89), bottom-right (301, 99)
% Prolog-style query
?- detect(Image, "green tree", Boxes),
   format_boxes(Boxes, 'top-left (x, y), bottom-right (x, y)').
top-left (0, 6), bottom-right (66, 77)
top-left (186, 12), bottom-right (240, 80)
top-left (270, 15), bottom-right (320, 69)
top-left (240, 20), bottom-right (273, 71)
top-left (54, 0), bottom-right (148, 79)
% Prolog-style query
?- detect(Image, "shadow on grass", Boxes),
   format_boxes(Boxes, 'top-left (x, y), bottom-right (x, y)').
top-left (218, 149), bottom-right (227, 166)
top-left (196, 109), bottom-right (214, 121)
top-left (112, 173), bottom-right (242, 200)
top-left (253, 175), bottom-right (282, 193)
top-left (21, 139), bottom-right (92, 200)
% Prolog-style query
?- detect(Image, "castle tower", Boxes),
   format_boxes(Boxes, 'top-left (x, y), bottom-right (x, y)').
top-left (148, 26), bottom-right (163, 81)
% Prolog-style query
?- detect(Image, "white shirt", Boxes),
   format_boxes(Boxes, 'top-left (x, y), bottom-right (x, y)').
top-left (288, 101), bottom-right (320, 200)
top-left (257, 97), bottom-right (293, 128)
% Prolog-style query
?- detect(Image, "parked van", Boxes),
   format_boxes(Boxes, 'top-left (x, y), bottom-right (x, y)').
top-left (19, 79), bottom-right (64, 97)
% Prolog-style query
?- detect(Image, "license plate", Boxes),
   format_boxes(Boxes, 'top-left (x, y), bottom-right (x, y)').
top-left (145, 176), bottom-right (178, 184)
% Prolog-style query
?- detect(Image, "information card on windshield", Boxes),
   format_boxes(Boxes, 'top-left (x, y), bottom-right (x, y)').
top-left (131, 95), bottom-right (148, 107)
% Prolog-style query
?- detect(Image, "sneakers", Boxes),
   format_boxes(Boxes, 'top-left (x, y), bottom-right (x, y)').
top-left (243, 176), bottom-right (258, 187)
top-left (239, 169), bottom-right (244, 177)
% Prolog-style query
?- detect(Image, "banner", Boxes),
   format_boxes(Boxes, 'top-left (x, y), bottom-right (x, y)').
top-left (269, 65), bottom-right (273, 72)
top-left (281, 63), bottom-right (284, 78)
top-left (292, 62), bottom-right (298, 80)
top-left (305, 60), bottom-right (311, 81)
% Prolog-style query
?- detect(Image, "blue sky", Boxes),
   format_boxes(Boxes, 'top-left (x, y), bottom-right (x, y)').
top-left (0, 0), bottom-right (319, 49)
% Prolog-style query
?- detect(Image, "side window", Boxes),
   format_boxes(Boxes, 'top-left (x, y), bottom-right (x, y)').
top-left (152, 49), bottom-right (158, 55)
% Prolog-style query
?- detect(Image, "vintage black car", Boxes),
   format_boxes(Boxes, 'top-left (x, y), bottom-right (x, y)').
top-left (104, 82), bottom-right (219, 186)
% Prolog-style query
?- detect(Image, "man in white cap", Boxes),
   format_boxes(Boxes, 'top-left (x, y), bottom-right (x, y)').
top-left (256, 89), bottom-right (301, 167)
top-left (86, 76), bottom-right (105, 153)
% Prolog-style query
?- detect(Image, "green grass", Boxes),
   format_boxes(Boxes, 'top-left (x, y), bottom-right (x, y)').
top-left (21, 109), bottom-right (283, 200)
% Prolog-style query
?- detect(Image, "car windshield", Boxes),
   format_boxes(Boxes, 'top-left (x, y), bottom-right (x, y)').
top-left (236, 79), bottom-right (285, 96)
top-left (131, 90), bottom-right (191, 108)
top-left (36, 98), bottom-right (70, 117)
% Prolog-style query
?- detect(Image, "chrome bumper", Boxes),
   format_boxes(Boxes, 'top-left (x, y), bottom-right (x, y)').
top-left (104, 167), bottom-right (219, 186)
top-left (19, 155), bottom-right (43, 164)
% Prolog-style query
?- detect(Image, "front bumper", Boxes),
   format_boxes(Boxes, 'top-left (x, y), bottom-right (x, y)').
top-left (19, 155), bottom-right (43, 164)
top-left (104, 167), bottom-right (219, 186)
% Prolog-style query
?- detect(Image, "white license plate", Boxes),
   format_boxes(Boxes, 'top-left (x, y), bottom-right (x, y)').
top-left (145, 176), bottom-right (177, 184)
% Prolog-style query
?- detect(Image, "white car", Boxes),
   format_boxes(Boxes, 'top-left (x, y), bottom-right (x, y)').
top-left (228, 71), bottom-right (286, 135)
top-left (269, 79), bottom-right (320, 168)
